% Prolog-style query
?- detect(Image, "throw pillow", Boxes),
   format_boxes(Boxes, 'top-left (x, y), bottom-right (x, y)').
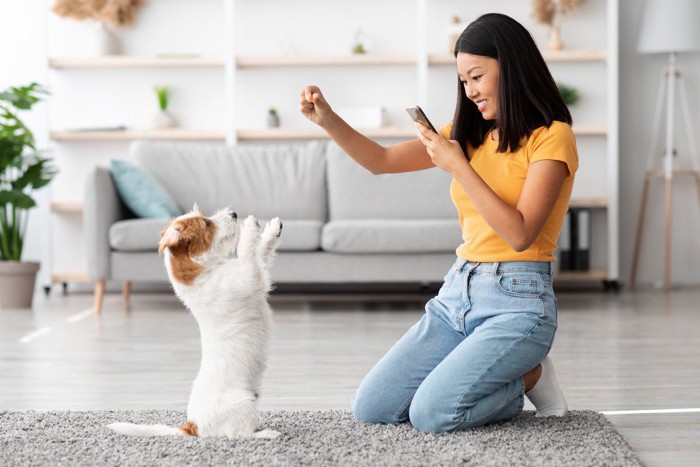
top-left (109, 159), bottom-right (181, 218)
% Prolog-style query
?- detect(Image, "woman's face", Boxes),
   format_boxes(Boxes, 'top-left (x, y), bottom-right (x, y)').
top-left (457, 53), bottom-right (500, 121)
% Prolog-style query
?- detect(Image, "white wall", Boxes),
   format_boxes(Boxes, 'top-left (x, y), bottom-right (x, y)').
top-left (2, 0), bottom-right (698, 288)
top-left (0, 0), bottom-right (51, 285)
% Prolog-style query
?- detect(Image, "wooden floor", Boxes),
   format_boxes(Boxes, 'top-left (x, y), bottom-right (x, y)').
top-left (2, 288), bottom-right (699, 466)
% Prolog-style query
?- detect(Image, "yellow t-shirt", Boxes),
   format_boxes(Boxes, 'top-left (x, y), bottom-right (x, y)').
top-left (441, 121), bottom-right (579, 262)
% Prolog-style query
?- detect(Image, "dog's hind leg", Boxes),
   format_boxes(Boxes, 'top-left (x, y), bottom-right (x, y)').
top-left (257, 217), bottom-right (283, 268)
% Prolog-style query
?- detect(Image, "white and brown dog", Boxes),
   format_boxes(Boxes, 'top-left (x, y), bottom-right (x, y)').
top-left (108, 207), bottom-right (282, 439)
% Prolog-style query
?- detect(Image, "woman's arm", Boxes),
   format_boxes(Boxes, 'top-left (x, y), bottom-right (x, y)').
top-left (415, 123), bottom-right (568, 252)
top-left (299, 85), bottom-right (434, 174)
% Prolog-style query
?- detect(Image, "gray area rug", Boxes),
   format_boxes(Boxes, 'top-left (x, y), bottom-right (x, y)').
top-left (1, 409), bottom-right (641, 466)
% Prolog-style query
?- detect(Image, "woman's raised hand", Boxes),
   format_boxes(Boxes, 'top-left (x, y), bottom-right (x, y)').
top-left (299, 85), bottom-right (334, 127)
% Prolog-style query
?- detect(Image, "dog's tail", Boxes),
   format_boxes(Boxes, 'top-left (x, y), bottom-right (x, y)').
top-left (107, 421), bottom-right (197, 437)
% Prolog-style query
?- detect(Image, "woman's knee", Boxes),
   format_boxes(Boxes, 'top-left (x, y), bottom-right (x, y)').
top-left (351, 390), bottom-right (407, 425)
top-left (410, 386), bottom-right (498, 433)
top-left (409, 392), bottom-right (458, 433)
top-left (410, 400), bottom-right (489, 432)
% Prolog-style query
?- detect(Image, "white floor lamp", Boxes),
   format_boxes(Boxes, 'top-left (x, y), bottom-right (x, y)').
top-left (630, 0), bottom-right (700, 291)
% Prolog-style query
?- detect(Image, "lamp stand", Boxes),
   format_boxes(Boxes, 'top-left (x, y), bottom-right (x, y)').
top-left (630, 52), bottom-right (700, 291)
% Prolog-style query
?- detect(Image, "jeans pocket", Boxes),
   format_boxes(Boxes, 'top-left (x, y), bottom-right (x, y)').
top-left (496, 272), bottom-right (546, 298)
top-left (441, 260), bottom-right (464, 288)
top-left (437, 261), bottom-right (465, 301)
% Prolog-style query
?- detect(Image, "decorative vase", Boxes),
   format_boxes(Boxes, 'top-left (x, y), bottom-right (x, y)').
top-left (92, 21), bottom-right (121, 56)
top-left (152, 110), bottom-right (177, 129)
top-left (0, 261), bottom-right (40, 309)
top-left (448, 16), bottom-right (468, 53)
top-left (267, 110), bottom-right (280, 128)
top-left (548, 24), bottom-right (564, 51)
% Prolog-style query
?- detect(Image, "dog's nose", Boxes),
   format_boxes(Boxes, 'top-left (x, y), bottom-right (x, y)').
top-left (230, 211), bottom-right (237, 220)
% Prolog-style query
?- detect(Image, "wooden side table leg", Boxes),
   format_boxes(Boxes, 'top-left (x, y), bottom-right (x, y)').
top-left (664, 177), bottom-right (673, 292)
top-left (94, 280), bottom-right (106, 314)
top-left (122, 281), bottom-right (131, 304)
top-left (630, 174), bottom-right (651, 288)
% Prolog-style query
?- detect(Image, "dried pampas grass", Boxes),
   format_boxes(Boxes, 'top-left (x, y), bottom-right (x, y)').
top-left (532, 0), bottom-right (587, 26)
top-left (52, 0), bottom-right (146, 28)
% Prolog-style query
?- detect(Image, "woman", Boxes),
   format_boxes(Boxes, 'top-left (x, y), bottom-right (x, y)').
top-left (299, 12), bottom-right (575, 432)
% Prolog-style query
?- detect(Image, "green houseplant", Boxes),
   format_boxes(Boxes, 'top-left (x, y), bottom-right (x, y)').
top-left (0, 82), bottom-right (57, 308)
top-left (152, 85), bottom-right (177, 128)
top-left (557, 82), bottom-right (581, 106)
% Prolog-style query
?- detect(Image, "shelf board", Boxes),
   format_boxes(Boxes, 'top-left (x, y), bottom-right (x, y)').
top-left (569, 198), bottom-right (608, 209)
top-left (49, 50), bottom-right (606, 70)
top-left (49, 56), bottom-right (224, 69)
top-left (50, 125), bottom-right (605, 142)
top-left (542, 50), bottom-right (608, 62)
top-left (51, 202), bottom-right (84, 213)
top-left (572, 125), bottom-right (607, 136)
top-left (555, 269), bottom-right (609, 281)
top-left (236, 54), bottom-right (416, 68)
top-left (51, 129), bottom-right (226, 141)
top-left (430, 50), bottom-right (607, 65)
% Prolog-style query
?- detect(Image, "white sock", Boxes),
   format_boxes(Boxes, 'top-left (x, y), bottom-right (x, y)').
top-left (525, 355), bottom-right (568, 417)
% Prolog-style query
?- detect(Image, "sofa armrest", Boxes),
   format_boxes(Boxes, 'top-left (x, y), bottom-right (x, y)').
top-left (84, 166), bottom-right (130, 281)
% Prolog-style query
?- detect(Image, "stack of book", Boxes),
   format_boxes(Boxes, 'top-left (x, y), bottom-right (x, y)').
top-left (558, 208), bottom-right (590, 271)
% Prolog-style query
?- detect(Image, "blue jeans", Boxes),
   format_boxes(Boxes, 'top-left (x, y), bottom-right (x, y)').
top-left (352, 259), bottom-right (558, 432)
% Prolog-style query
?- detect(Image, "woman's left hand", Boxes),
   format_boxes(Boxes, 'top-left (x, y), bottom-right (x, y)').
top-left (415, 122), bottom-right (468, 175)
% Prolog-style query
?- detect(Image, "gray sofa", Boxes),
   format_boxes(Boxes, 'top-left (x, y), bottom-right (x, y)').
top-left (85, 140), bottom-right (462, 312)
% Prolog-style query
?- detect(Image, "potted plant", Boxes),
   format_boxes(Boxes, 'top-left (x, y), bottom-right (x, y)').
top-left (0, 83), bottom-right (57, 309)
top-left (152, 85), bottom-right (177, 128)
top-left (557, 82), bottom-right (581, 106)
top-left (267, 107), bottom-right (280, 128)
top-left (531, 0), bottom-right (587, 51)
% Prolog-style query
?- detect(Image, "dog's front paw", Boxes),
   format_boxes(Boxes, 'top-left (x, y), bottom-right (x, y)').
top-left (243, 215), bottom-right (260, 231)
top-left (237, 215), bottom-right (262, 259)
top-left (266, 217), bottom-right (283, 238)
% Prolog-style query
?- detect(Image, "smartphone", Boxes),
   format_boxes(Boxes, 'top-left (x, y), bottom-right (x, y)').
top-left (405, 106), bottom-right (437, 133)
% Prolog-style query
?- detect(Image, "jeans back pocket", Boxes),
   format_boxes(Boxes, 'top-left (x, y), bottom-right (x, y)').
top-left (496, 272), bottom-right (546, 298)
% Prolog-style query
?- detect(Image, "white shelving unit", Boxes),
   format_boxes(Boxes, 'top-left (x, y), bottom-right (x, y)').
top-left (47, 0), bottom-right (619, 289)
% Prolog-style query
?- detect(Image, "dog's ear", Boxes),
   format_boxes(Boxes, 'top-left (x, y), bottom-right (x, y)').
top-left (159, 223), bottom-right (183, 255)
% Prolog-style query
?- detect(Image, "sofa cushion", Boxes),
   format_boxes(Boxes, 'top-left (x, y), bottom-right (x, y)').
top-left (130, 140), bottom-right (327, 221)
top-left (109, 159), bottom-right (181, 218)
top-left (321, 219), bottom-right (461, 253)
top-left (109, 218), bottom-right (323, 252)
top-left (325, 142), bottom-right (456, 220)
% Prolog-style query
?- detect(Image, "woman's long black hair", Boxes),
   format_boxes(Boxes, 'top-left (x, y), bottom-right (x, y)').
top-left (451, 13), bottom-right (572, 154)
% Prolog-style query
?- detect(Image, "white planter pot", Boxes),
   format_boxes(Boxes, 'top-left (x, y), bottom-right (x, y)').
top-left (91, 22), bottom-right (121, 56)
top-left (0, 261), bottom-right (39, 309)
top-left (152, 110), bottom-right (178, 128)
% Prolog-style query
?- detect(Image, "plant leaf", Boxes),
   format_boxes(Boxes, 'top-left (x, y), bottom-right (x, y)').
top-left (0, 190), bottom-right (36, 210)
top-left (11, 157), bottom-right (58, 191)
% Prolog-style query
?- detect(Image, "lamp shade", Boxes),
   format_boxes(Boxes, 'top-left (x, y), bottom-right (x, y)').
top-left (638, 0), bottom-right (700, 54)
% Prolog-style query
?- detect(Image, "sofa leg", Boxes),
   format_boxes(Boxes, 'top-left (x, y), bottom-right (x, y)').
top-left (122, 281), bottom-right (131, 304)
top-left (93, 280), bottom-right (106, 314)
